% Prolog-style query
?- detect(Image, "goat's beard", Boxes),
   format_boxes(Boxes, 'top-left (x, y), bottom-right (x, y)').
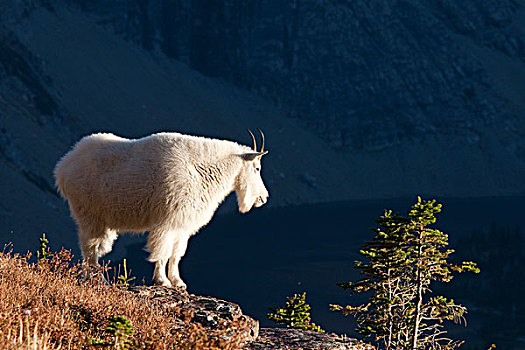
top-left (238, 201), bottom-right (254, 214)
top-left (236, 191), bottom-right (254, 213)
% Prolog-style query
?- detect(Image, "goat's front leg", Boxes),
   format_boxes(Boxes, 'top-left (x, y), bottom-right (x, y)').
top-left (168, 256), bottom-right (186, 289)
top-left (147, 227), bottom-right (176, 287)
top-left (152, 258), bottom-right (172, 287)
top-left (168, 234), bottom-right (190, 289)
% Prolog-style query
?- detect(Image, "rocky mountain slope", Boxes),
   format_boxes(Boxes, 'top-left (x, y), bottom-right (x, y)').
top-left (1, 0), bottom-right (524, 249)
top-left (85, 0), bottom-right (525, 151)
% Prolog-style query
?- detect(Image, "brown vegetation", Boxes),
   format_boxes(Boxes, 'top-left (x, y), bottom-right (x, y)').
top-left (0, 247), bottom-right (244, 349)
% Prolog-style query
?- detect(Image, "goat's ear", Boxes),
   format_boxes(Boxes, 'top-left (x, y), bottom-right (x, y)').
top-left (242, 151), bottom-right (268, 161)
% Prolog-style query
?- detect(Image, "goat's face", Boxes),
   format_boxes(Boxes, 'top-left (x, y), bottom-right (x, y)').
top-left (236, 155), bottom-right (269, 213)
top-left (235, 129), bottom-right (269, 213)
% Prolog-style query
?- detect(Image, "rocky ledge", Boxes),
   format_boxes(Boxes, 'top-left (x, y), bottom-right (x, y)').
top-left (128, 286), bottom-right (373, 349)
top-left (248, 328), bottom-right (375, 350)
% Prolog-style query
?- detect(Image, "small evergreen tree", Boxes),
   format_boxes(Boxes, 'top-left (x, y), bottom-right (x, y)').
top-left (268, 292), bottom-right (324, 332)
top-left (331, 197), bottom-right (479, 349)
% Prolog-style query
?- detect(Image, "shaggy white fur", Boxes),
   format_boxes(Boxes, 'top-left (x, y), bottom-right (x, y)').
top-left (55, 131), bottom-right (269, 288)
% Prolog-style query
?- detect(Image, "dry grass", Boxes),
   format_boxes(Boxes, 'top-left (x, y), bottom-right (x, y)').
top-left (0, 246), bottom-right (245, 349)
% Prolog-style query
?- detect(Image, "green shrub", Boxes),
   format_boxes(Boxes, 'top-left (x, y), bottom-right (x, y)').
top-left (117, 259), bottom-right (136, 287)
top-left (36, 233), bottom-right (53, 260)
top-left (268, 292), bottom-right (324, 333)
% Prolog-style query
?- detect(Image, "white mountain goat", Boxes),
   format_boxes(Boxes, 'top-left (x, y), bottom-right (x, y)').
top-left (54, 130), bottom-right (269, 288)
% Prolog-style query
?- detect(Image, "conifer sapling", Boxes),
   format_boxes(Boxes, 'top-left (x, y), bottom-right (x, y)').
top-left (331, 197), bottom-right (479, 350)
top-left (268, 292), bottom-right (324, 332)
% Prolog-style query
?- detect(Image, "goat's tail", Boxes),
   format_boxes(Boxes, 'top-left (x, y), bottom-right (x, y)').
top-left (54, 156), bottom-right (69, 200)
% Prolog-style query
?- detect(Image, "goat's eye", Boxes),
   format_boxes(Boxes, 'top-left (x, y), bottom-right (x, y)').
top-left (255, 167), bottom-right (261, 172)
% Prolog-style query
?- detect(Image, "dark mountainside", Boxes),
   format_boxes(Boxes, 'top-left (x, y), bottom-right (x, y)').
top-left (92, 0), bottom-right (525, 150)
top-left (0, 0), bottom-right (359, 251)
top-left (0, 0), bottom-right (524, 347)
top-left (1, 0), bottom-right (525, 245)
top-left (85, 0), bottom-right (525, 156)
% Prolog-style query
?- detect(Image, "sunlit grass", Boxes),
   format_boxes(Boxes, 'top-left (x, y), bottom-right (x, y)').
top-left (0, 244), bottom-right (245, 349)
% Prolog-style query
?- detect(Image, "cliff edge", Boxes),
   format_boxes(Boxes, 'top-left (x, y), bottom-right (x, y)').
top-left (129, 285), bottom-right (373, 350)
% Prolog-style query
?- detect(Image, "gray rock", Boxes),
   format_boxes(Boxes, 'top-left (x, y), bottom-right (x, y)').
top-left (128, 286), bottom-right (373, 349)
top-left (247, 328), bottom-right (375, 350)
top-left (129, 285), bottom-right (259, 344)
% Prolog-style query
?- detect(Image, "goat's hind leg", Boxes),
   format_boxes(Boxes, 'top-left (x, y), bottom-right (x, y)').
top-left (78, 225), bottom-right (118, 265)
top-left (78, 224), bottom-right (117, 282)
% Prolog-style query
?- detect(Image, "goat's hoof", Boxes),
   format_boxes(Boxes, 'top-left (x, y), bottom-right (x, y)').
top-left (153, 279), bottom-right (172, 288)
top-left (169, 279), bottom-right (187, 290)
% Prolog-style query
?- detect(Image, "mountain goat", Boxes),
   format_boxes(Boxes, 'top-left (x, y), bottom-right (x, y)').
top-left (55, 130), bottom-right (269, 288)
